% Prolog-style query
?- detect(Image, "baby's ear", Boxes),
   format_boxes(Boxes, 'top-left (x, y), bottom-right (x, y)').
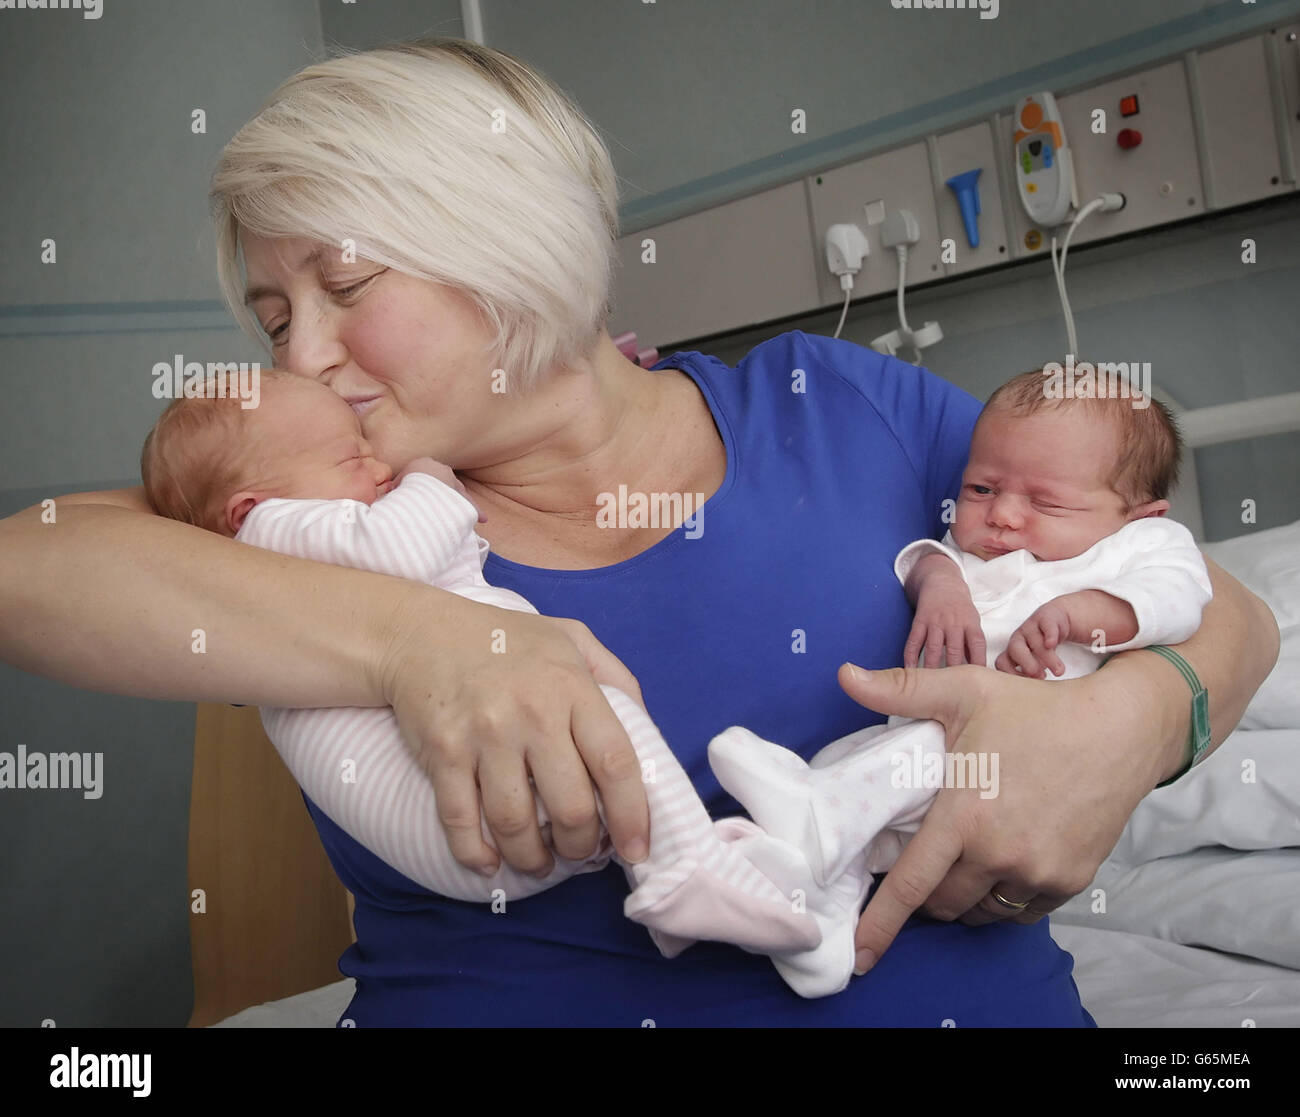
top-left (1127, 498), bottom-right (1170, 521)
top-left (226, 493), bottom-right (259, 536)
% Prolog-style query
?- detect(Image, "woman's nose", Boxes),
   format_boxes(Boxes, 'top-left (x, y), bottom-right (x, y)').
top-left (283, 300), bottom-right (350, 383)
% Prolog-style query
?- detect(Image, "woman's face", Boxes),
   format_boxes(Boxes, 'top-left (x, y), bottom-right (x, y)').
top-left (241, 233), bottom-right (512, 470)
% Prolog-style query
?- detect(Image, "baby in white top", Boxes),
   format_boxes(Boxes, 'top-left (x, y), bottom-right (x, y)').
top-left (707, 365), bottom-right (1213, 995)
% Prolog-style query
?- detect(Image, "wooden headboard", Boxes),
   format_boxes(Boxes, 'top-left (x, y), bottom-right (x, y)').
top-left (186, 703), bottom-right (355, 1027)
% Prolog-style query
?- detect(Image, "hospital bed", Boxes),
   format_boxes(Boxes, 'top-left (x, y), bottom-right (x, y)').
top-left (200, 390), bottom-right (1300, 1029)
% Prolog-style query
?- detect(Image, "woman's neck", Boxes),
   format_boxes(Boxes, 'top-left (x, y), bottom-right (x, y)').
top-left (458, 333), bottom-right (685, 524)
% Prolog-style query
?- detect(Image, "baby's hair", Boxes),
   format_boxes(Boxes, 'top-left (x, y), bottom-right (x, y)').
top-left (984, 365), bottom-right (1183, 508)
top-left (141, 369), bottom-right (299, 532)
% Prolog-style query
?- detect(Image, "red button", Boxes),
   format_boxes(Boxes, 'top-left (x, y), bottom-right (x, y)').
top-left (1117, 128), bottom-right (1142, 150)
top-left (1120, 95), bottom-right (1139, 117)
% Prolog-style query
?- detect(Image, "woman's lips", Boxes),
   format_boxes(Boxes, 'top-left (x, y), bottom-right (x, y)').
top-left (348, 395), bottom-right (381, 417)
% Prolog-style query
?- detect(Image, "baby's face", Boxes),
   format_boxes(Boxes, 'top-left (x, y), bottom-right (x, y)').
top-left (952, 407), bottom-right (1133, 562)
top-left (245, 379), bottom-right (396, 505)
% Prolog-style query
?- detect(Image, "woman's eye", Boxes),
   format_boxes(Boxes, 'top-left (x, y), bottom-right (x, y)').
top-left (332, 272), bottom-right (381, 299)
top-left (968, 484), bottom-right (992, 495)
top-left (266, 322), bottom-right (287, 344)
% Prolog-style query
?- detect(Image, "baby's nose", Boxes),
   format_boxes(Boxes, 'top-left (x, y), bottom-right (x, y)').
top-left (988, 496), bottom-right (1022, 526)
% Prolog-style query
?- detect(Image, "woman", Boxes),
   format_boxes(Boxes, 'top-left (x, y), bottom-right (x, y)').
top-left (0, 38), bottom-right (1277, 1026)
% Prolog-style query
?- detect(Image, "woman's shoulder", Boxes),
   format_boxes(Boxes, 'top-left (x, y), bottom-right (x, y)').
top-left (660, 329), bottom-right (979, 437)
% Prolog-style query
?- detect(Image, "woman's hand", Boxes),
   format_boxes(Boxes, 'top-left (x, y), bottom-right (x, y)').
top-left (376, 588), bottom-right (649, 877)
top-left (840, 661), bottom-right (1171, 973)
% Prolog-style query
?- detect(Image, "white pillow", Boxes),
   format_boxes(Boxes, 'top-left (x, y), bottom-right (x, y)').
top-left (1201, 519), bottom-right (1300, 730)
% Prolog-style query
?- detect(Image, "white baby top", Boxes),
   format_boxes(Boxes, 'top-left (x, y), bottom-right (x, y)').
top-left (893, 517), bottom-right (1213, 678)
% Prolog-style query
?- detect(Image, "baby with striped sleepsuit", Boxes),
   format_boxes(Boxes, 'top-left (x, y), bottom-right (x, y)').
top-left (140, 369), bottom-right (823, 964)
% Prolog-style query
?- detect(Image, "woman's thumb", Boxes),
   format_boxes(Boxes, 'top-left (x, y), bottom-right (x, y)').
top-left (838, 662), bottom-right (959, 723)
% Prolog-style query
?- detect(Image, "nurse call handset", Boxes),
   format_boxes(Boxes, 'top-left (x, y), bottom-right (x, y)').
top-left (1013, 92), bottom-right (1077, 228)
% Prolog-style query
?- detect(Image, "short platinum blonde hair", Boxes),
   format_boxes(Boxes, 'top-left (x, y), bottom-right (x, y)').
top-left (210, 37), bottom-right (620, 391)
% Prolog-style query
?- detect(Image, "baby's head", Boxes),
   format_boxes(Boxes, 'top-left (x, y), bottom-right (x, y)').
top-left (141, 371), bottom-right (394, 537)
top-left (953, 367), bottom-right (1183, 562)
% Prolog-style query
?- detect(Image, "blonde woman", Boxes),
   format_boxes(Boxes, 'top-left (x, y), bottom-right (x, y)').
top-left (0, 38), bottom-right (1277, 1026)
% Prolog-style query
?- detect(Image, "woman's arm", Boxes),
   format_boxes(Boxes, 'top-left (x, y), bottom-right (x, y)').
top-left (0, 490), bottom-right (650, 873)
top-left (843, 558), bottom-right (1278, 972)
top-left (0, 488), bottom-right (412, 704)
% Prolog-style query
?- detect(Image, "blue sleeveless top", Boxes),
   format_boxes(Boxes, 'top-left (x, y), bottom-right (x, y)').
top-left (303, 330), bottom-right (1095, 1026)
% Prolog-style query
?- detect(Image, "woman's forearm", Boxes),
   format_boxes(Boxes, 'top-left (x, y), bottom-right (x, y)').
top-left (1102, 557), bottom-right (1280, 787)
top-left (0, 496), bottom-right (429, 707)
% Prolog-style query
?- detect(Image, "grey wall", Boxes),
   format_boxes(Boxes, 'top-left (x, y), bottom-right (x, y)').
top-left (0, 0), bottom-right (329, 1027)
top-left (485, 0), bottom-right (1298, 227)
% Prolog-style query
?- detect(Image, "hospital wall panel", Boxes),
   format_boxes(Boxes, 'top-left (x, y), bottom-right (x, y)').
top-left (807, 141), bottom-right (945, 309)
top-left (613, 180), bottom-right (822, 347)
top-left (930, 122), bottom-right (1013, 278)
top-left (1194, 33), bottom-right (1292, 210)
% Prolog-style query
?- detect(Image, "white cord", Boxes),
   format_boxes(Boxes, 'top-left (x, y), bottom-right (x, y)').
top-left (895, 246), bottom-right (912, 335)
top-left (1050, 196), bottom-right (1110, 359)
top-left (832, 284), bottom-right (851, 339)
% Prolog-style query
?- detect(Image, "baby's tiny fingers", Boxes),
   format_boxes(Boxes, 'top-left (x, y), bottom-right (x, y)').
top-left (1009, 635), bottom-right (1044, 678)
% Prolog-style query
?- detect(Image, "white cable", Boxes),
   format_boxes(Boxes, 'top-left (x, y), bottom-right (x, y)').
top-left (832, 284), bottom-right (851, 339)
top-left (1050, 232), bottom-right (1076, 359)
top-left (895, 246), bottom-right (912, 335)
top-left (1050, 195), bottom-right (1113, 359)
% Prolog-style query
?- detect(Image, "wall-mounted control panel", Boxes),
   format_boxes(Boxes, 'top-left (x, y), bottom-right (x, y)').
top-left (614, 22), bottom-right (1300, 348)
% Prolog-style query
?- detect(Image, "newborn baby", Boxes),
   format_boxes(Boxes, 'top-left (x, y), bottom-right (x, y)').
top-left (707, 366), bottom-right (1213, 995)
top-left (140, 369), bottom-right (821, 961)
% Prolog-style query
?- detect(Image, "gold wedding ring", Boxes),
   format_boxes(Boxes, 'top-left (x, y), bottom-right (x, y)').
top-left (990, 888), bottom-right (1031, 911)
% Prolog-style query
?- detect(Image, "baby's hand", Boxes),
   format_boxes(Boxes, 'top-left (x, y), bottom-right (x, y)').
top-left (394, 457), bottom-right (486, 523)
top-left (904, 563), bottom-right (987, 668)
top-left (995, 601), bottom-right (1070, 679)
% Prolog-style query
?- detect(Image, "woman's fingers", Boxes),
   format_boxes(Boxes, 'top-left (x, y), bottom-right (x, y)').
top-left (423, 746), bottom-right (501, 877)
top-left (526, 726), bottom-right (602, 863)
top-left (569, 693), bottom-right (650, 864)
top-left (382, 595), bottom-right (649, 875)
top-left (477, 746), bottom-right (555, 877)
top-left (853, 805), bottom-right (964, 973)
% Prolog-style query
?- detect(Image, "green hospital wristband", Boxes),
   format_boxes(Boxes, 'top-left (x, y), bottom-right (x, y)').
top-left (1098, 645), bottom-right (1211, 787)
top-left (1144, 645), bottom-right (1212, 787)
